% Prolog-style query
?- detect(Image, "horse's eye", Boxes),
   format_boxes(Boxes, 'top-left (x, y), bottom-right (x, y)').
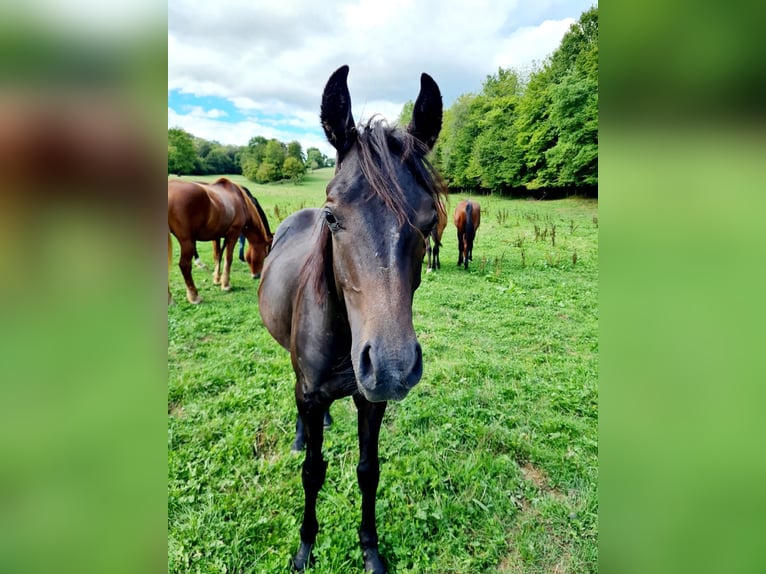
top-left (324, 210), bottom-right (341, 231)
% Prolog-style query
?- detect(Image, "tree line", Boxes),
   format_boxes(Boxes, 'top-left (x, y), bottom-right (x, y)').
top-left (401, 6), bottom-right (597, 197)
top-left (168, 129), bottom-right (333, 184)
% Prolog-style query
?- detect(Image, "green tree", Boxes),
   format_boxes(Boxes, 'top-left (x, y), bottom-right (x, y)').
top-left (241, 156), bottom-right (260, 181)
top-left (263, 139), bottom-right (286, 181)
top-left (434, 6), bottom-right (597, 194)
top-left (306, 147), bottom-right (327, 170)
top-left (168, 127), bottom-right (196, 175)
top-left (515, 6), bottom-right (598, 189)
top-left (205, 145), bottom-right (238, 175)
top-left (436, 94), bottom-right (483, 189)
top-left (282, 156), bottom-right (306, 183)
top-left (286, 141), bottom-right (305, 163)
top-left (397, 100), bottom-right (414, 127)
top-left (469, 68), bottom-right (525, 191)
top-left (255, 161), bottom-right (277, 183)
top-left (543, 7), bottom-right (598, 187)
top-left (513, 62), bottom-right (556, 188)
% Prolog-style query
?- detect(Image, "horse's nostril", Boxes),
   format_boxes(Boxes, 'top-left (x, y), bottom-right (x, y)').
top-left (408, 343), bottom-right (423, 388)
top-left (359, 343), bottom-right (373, 379)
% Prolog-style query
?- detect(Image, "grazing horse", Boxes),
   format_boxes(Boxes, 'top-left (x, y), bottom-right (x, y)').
top-left (453, 199), bottom-right (481, 269)
top-left (190, 186), bottom-right (271, 271)
top-left (168, 178), bottom-right (273, 304)
top-left (258, 65), bottom-right (446, 573)
top-left (425, 198), bottom-right (447, 272)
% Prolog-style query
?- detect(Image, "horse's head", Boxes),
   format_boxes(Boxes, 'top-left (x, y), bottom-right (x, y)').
top-left (244, 240), bottom-right (270, 279)
top-left (320, 65), bottom-right (445, 402)
top-left (241, 187), bottom-right (274, 279)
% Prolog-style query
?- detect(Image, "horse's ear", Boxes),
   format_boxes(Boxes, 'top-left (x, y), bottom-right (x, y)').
top-left (321, 65), bottom-right (356, 158)
top-left (407, 73), bottom-right (442, 150)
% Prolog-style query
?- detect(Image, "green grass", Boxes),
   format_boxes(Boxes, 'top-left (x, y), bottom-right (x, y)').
top-left (168, 170), bottom-right (598, 573)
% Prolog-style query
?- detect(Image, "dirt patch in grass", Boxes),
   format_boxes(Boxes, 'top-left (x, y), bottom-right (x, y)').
top-left (168, 402), bottom-right (184, 418)
top-left (520, 462), bottom-right (564, 499)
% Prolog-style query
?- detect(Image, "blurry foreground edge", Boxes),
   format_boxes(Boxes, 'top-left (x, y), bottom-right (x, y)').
top-left (0, 3), bottom-right (167, 574)
top-left (601, 1), bottom-right (766, 573)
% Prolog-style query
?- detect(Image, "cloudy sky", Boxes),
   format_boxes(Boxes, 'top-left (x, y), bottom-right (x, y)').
top-left (169, 0), bottom-right (596, 158)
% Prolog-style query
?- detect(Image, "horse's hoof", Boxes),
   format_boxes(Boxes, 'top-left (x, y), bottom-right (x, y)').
top-left (292, 542), bottom-right (313, 571)
top-left (221, 284), bottom-right (232, 292)
top-left (323, 411), bottom-right (333, 429)
top-left (291, 439), bottom-right (306, 453)
top-left (362, 548), bottom-right (387, 574)
top-left (187, 295), bottom-right (202, 304)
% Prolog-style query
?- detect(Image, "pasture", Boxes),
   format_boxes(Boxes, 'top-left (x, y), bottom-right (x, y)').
top-left (168, 168), bottom-right (598, 573)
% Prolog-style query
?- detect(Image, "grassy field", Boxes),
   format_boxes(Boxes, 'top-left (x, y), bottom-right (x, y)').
top-left (168, 168), bottom-right (598, 573)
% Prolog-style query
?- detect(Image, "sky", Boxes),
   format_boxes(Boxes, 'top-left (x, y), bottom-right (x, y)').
top-left (169, 0), bottom-right (597, 158)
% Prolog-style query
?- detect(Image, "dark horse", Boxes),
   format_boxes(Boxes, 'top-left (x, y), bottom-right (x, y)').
top-left (258, 65), bottom-right (446, 573)
top-left (425, 197), bottom-right (447, 272)
top-left (453, 199), bottom-right (481, 269)
top-left (168, 178), bottom-right (273, 304)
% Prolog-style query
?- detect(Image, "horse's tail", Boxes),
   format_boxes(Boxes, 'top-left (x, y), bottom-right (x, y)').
top-left (465, 202), bottom-right (475, 245)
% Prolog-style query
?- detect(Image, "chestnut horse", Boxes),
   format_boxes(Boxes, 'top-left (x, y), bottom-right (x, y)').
top-left (453, 199), bottom-right (481, 269)
top-left (258, 65), bottom-right (446, 573)
top-left (425, 198), bottom-right (447, 272)
top-left (193, 187), bottom-right (272, 275)
top-left (168, 178), bottom-right (272, 304)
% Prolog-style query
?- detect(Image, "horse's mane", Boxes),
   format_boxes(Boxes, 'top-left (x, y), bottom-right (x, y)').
top-left (232, 182), bottom-right (273, 243)
top-left (241, 186), bottom-right (273, 239)
top-left (355, 118), bottom-right (447, 227)
top-left (301, 118), bottom-right (448, 301)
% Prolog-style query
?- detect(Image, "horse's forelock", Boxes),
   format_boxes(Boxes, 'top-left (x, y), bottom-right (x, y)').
top-left (353, 119), bottom-right (446, 228)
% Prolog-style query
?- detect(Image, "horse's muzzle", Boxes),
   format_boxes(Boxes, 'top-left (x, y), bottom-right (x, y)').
top-left (355, 341), bottom-right (423, 402)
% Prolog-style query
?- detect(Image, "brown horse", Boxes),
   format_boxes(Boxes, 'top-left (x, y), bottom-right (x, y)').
top-left (425, 197), bottom-right (447, 272)
top-left (454, 199), bottom-right (481, 269)
top-left (168, 178), bottom-right (272, 304)
top-left (258, 65), bottom-right (446, 573)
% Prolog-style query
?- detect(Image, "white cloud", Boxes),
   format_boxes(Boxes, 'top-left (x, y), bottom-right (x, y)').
top-left (182, 106), bottom-right (228, 119)
top-left (493, 18), bottom-right (577, 70)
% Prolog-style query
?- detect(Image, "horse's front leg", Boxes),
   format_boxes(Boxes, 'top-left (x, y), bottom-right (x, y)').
top-left (293, 398), bottom-right (328, 571)
top-left (220, 234), bottom-right (237, 291)
top-left (457, 230), bottom-right (464, 266)
top-left (354, 395), bottom-right (388, 574)
top-left (212, 239), bottom-right (222, 284)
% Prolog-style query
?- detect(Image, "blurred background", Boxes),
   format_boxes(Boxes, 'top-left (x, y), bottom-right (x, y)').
top-left (0, 2), bottom-right (166, 574)
top-left (600, 2), bottom-right (766, 573)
